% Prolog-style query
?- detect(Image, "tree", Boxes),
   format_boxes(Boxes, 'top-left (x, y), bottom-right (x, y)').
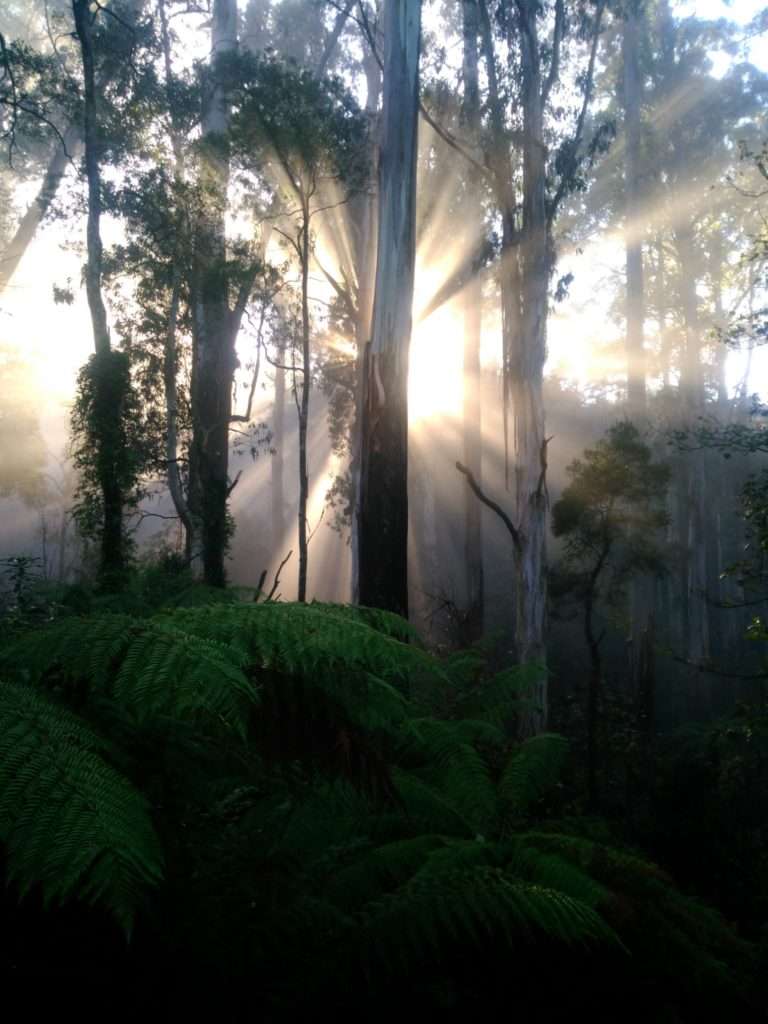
top-left (357, 0), bottom-right (421, 617)
top-left (71, 0), bottom-right (136, 586)
top-left (187, 0), bottom-right (258, 588)
top-left (552, 421), bottom-right (669, 806)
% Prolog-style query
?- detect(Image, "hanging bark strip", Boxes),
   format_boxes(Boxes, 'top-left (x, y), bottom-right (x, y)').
top-left (358, 0), bottom-right (421, 617)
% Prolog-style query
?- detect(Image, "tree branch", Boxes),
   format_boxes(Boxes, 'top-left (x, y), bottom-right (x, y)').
top-left (456, 460), bottom-right (523, 554)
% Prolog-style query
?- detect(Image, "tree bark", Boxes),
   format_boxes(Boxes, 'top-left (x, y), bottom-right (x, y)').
top-left (358, 0), bottom-right (421, 617)
top-left (349, 40), bottom-right (381, 604)
top-left (623, 2), bottom-right (645, 412)
top-left (513, 1), bottom-right (549, 733)
top-left (675, 224), bottom-right (709, 667)
top-left (622, 2), bottom-right (654, 704)
top-left (158, 0), bottom-right (194, 554)
top-left (271, 342), bottom-right (286, 554)
top-left (461, 0), bottom-right (484, 643)
top-left (189, 0), bottom-right (238, 587)
top-left (297, 203), bottom-right (311, 601)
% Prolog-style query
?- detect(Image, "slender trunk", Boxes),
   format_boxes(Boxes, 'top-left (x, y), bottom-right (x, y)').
top-left (358, 0), bottom-right (421, 617)
top-left (623, 3), bottom-right (653, 702)
top-left (585, 583), bottom-right (601, 810)
top-left (461, 0), bottom-right (484, 642)
top-left (189, 0), bottom-right (238, 587)
top-left (297, 208), bottom-right (311, 601)
top-left (514, 6), bottom-right (548, 732)
top-left (655, 236), bottom-right (670, 388)
top-left (623, 3), bottom-right (645, 411)
top-left (584, 541), bottom-right (610, 809)
top-left (350, 43), bottom-right (381, 603)
top-left (72, 0), bottom-right (126, 588)
top-left (159, 0), bottom-right (193, 552)
top-left (675, 225), bottom-right (709, 667)
top-left (271, 345), bottom-right (286, 553)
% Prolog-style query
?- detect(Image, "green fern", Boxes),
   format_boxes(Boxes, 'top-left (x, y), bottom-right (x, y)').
top-left (0, 680), bottom-right (163, 934)
top-left (3, 614), bottom-right (256, 734)
top-left (498, 732), bottom-right (570, 821)
top-left (359, 864), bottom-right (617, 971)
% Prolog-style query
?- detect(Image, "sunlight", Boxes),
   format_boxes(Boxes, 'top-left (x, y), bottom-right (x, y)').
top-left (409, 264), bottom-right (465, 425)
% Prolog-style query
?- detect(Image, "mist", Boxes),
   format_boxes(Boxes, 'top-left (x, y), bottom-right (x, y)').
top-left (1, 1), bottom-right (768, 1015)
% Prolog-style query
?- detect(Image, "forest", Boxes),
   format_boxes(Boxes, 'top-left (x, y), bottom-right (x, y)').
top-left (1, 0), bottom-right (768, 1018)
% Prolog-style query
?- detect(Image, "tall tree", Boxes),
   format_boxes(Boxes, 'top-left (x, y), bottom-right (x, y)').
top-left (71, 0), bottom-right (130, 585)
top-left (188, 0), bottom-right (255, 586)
top-left (358, 0), bottom-right (421, 616)
top-left (461, 0), bottom-right (485, 642)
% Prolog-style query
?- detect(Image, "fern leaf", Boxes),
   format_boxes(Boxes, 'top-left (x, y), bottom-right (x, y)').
top-left (498, 733), bottom-right (569, 819)
top-left (0, 681), bottom-right (163, 934)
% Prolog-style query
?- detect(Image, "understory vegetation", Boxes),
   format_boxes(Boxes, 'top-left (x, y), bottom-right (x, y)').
top-left (0, 580), bottom-right (765, 1019)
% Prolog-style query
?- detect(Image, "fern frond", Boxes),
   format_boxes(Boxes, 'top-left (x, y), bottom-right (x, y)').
top-left (360, 865), bottom-right (617, 971)
top-left (399, 718), bottom-right (497, 833)
top-left (0, 681), bottom-right (163, 934)
top-left (498, 733), bottom-right (569, 820)
top-left (468, 662), bottom-right (547, 728)
top-left (2, 615), bottom-right (256, 734)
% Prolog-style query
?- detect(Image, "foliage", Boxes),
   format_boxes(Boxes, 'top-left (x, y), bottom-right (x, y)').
top-left (0, 599), bottom-right (757, 1015)
top-left (69, 350), bottom-right (157, 575)
top-left (553, 421), bottom-right (670, 588)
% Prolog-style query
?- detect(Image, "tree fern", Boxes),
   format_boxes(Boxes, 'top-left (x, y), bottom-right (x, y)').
top-left (359, 865), bottom-right (617, 972)
top-left (3, 614), bottom-right (256, 734)
top-left (498, 732), bottom-right (570, 821)
top-left (0, 681), bottom-right (163, 934)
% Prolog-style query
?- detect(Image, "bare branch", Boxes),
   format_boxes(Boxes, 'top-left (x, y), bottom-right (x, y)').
top-left (456, 460), bottom-right (523, 554)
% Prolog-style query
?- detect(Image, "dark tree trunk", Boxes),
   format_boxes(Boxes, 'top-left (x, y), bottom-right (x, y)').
top-left (358, 0), bottom-right (421, 617)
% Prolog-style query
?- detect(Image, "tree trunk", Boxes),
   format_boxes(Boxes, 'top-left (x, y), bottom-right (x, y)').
top-left (349, 42), bottom-right (381, 603)
top-left (623, 2), bottom-right (645, 411)
top-left (513, 4), bottom-right (549, 732)
top-left (358, 0), bottom-right (421, 617)
top-left (461, 0), bottom-right (484, 643)
top-left (675, 225), bottom-right (709, 668)
top-left (189, 0), bottom-right (238, 588)
top-left (622, 2), bottom-right (653, 704)
top-left (297, 206), bottom-right (311, 602)
top-left (72, 0), bottom-right (127, 588)
top-left (159, 0), bottom-right (194, 553)
top-left (271, 344), bottom-right (286, 554)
